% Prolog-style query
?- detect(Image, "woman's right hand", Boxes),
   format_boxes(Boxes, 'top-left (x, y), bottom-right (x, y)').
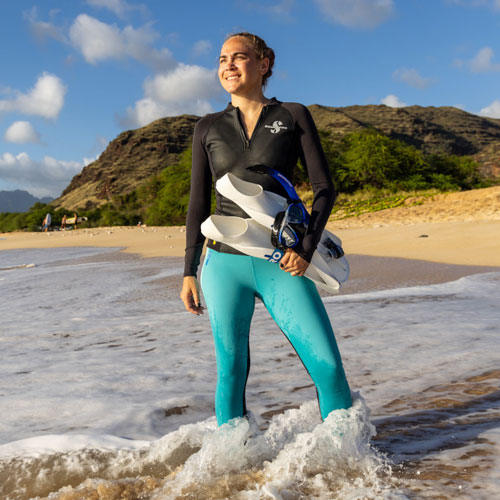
top-left (180, 276), bottom-right (204, 315)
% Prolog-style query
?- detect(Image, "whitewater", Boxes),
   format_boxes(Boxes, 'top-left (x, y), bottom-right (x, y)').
top-left (0, 247), bottom-right (498, 499)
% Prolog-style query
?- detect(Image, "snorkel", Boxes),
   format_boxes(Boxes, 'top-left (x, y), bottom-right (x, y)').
top-left (247, 165), bottom-right (309, 250)
top-left (247, 165), bottom-right (344, 258)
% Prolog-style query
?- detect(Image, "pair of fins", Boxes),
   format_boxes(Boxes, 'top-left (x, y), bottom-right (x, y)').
top-left (201, 170), bottom-right (349, 293)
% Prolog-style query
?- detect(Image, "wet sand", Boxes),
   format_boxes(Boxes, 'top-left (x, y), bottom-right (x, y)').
top-left (340, 254), bottom-right (500, 295)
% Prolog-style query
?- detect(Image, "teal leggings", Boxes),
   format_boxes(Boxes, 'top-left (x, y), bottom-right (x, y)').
top-left (201, 249), bottom-right (352, 425)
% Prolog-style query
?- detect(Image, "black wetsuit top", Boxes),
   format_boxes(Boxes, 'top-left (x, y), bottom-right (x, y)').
top-left (184, 98), bottom-right (335, 277)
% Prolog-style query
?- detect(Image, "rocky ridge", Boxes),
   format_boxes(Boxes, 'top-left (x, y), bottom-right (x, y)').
top-left (56, 115), bottom-right (198, 209)
top-left (54, 105), bottom-right (500, 210)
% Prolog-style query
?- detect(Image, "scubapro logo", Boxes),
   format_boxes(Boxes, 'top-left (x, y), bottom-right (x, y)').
top-left (264, 249), bottom-right (284, 263)
top-left (265, 120), bottom-right (287, 134)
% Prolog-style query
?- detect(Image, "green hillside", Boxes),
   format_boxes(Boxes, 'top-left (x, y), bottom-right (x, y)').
top-left (1, 128), bottom-right (491, 233)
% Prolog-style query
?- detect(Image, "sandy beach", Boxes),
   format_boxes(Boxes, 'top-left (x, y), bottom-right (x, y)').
top-left (2, 186), bottom-right (499, 268)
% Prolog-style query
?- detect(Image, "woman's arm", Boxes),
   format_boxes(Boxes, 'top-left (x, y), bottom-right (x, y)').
top-left (284, 103), bottom-right (336, 263)
top-left (181, 119), bottom-right (212, 314)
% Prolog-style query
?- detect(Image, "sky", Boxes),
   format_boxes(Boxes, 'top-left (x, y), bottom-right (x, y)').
top-left (1, 0), bottom-right (500, 199)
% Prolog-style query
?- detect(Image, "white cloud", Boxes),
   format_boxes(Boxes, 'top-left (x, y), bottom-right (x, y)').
top-left (26, 11), bottom-right (180, 73)
top-left (121, 64), bottom-right (221, 128)
top-left (69, 15), bottom-right (124, 63)
top-left (0, 152), bottom-right (82, 198)
top-left (24, 7), bottom-right (67, 43)
top-left (0, 73), bottom-right (67, 119)
top-left (381, 94), bottom-right (407, 107)
top-left (68, 14), bottom-right (175, 72)
top-left (192, 40), bottom-right (212, 57)
top-left (4, 121), bottom-right (41, 144)
top-left (24, 10), bottom-right (221, 130)
top-left (313, 0), bottom-right (394, 28)
top-left (469, 47), bottom-right (500, 72)
top-left (122, 98), bottom-right (215, 129)
top-left (393, 68), bottom-right (432, 89)
top-left (144, 64), bottom-right (220, 102)
top-left (479, 99), bottom-right (500, 118)
top-left (86, 0), bottom-right (147, 18)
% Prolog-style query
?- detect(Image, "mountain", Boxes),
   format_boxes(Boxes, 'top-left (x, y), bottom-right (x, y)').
top-left (54, 115), bottom-right (198, 210)
top-left (308, 104), bottom-right (500, 177)
top-left (53, 105), bottom-right (500, 210)
top-left (0, 190), bottom-right (53, 213)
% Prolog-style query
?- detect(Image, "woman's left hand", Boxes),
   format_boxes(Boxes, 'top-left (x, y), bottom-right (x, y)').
top-left (279, 249), bottom-right (309, 277)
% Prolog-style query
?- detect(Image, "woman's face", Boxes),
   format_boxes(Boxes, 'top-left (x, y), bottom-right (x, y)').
top-left (218, 37), bottom-right (269, 97)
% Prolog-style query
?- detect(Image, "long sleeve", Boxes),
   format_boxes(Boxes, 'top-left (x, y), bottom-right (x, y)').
top-left (183, 119), bottom-right (213, 276)
top-left (284, 103), bottom-right (336, 262)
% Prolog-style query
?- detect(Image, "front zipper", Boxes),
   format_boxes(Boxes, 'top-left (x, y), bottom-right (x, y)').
top-left (236, 105), bottom-right (268, 150)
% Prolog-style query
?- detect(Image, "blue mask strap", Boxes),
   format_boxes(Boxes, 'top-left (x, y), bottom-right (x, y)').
top-left (247, 165), bottom-right (301, 202)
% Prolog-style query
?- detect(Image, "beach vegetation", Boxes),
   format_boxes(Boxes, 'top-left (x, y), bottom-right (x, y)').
top-left (0, 130), bottom-right (493, 232)
top-left (66, 148), bottom-right (198, 229)
top-left (303, 129), bottom-right (485, 193)
top-left (0, 202), bottom-right (68, 232)
top-left (294, 128), bottom-right (489, 220)
top-left (331, 189), bottom-right (439, 220)
top-left (90, 146), bottom-right (218, 227)
top-left (144, 147), bottom-right (194, 225)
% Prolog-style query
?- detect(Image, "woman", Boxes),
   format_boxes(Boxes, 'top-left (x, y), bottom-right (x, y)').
top-left (180, 32), bottom-right (352, 426)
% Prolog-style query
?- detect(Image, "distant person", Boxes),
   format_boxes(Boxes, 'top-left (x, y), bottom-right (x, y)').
top-left (180, 32), bottom-right (352, 426)
top-left (73, 212), bottom-right (78, 230)
top-left (61, 214), bottom-right (67, 230)
top-left (42, 213), bottom-right (52, 232)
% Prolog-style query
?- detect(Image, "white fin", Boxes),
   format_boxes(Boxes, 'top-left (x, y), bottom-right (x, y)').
top-left (216, 174), bottom-right (287, 228)
top-left (212, 174), bottom-right (350, 289)
top-left (202, 215), bottom-right (344, 293)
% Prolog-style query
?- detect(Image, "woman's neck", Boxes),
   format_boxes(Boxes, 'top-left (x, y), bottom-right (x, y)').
top-left (231, 92), bottom-right (269, 114)
top-left (231, 92), bottom-right (270, 140)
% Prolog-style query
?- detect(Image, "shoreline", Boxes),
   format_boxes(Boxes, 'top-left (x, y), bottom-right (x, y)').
top-left (2, 244), bottom-right (498, 298)
top-left (340, 254), bottom-right (499, 295)
top-left (2, 218), bottom-right (500, 266)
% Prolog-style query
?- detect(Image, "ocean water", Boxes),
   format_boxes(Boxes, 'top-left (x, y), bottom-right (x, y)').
top-left (0, 247), bottom-right (499, 499)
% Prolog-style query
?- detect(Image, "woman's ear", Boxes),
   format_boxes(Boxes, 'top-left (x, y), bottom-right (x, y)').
top-left (260, 57), bottom-right (270, 75)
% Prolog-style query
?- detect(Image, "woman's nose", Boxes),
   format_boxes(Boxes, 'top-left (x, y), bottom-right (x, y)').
top-left (225, 58), bottom-right (236, 70)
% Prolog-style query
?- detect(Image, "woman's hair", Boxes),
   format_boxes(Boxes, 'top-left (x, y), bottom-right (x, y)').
top-left (225, 32), bottom-right (275, 88)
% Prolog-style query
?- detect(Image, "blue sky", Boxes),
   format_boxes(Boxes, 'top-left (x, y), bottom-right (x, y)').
top-left (1, 0), bottom-right (500, 198)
